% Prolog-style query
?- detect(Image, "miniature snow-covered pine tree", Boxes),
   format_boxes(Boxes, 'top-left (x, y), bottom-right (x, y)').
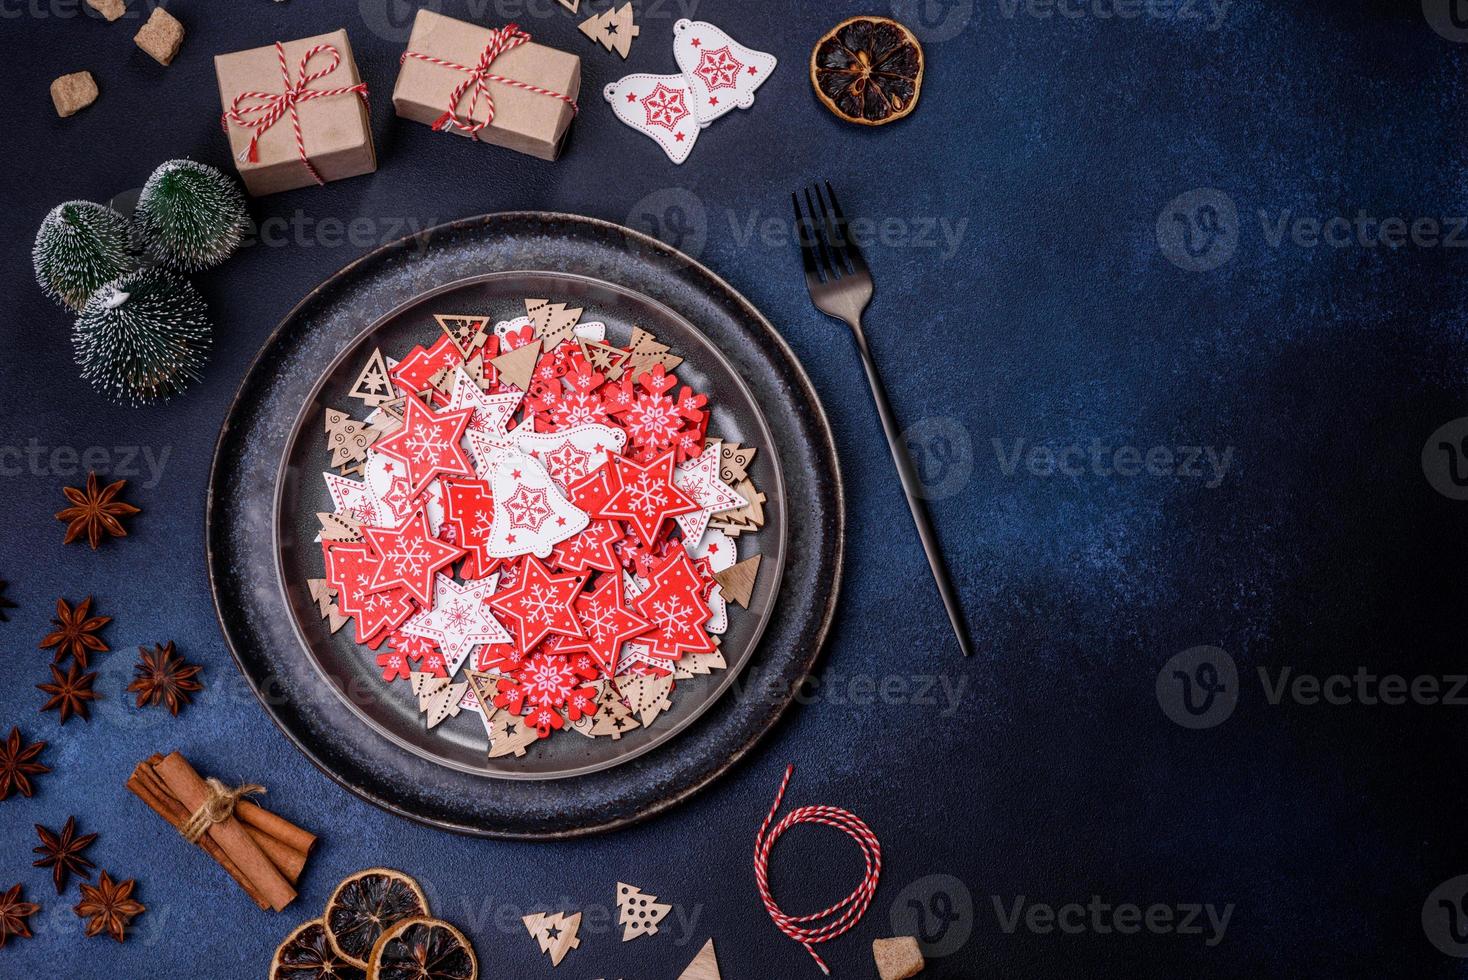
top-left (72, 267), bottom-right (211, 405)
top-left (134, 159), bottom-right (249, 271)
top-left (33, 201), bottom-right (135, 312)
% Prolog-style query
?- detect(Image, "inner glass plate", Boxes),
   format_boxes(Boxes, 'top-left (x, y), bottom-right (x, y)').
top-left (274, 271), bottom-right (786, 780)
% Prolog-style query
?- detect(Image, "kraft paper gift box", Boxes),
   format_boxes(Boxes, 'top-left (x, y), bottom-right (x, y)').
top-left (215, 29), bottom-right (376, 197)
top-left (392, 9), bottom-right (581, 162)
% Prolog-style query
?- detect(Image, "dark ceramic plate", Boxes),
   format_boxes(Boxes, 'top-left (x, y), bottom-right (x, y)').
top-left (208, 212), bottom-right (843, 838)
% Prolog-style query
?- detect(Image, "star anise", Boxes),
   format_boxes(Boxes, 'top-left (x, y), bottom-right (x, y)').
top-left (0, 580), bottom-right (16, 622)
top-left (0, 884), bottom-right (38, 948)
top-left (39, 596), bottom-right (110, 668)
top-left (33, 816), bottom-right (96, 894)
top-left (0, 728), bottom-right (49, 800)
top-left (55, 472), bottom-right (140, 550)
top-left (127, 641), bottom-right (203, 715)
top-left (37, 662), bottom-right (99, 723)
top-left (74, 871), bottom-right (143, 942)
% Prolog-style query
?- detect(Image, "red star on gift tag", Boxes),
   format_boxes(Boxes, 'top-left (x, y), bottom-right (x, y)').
top-left (488, 555), bottom-right (586, 652)
top-left (363, 507), bottom-right (464, 606)
top-left (562, 572), bottom-right (651, 675)
top-left (373, 395), bottom-right (475, 495)
top-left (597, 450), bottom-right (699, 547)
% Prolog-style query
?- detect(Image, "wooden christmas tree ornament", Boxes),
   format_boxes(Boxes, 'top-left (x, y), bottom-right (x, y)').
top-left (677, 938), bottom-right (722, 980)
top-left (718, 442), bottom-right (757, 483)
top-left (523, 910), bottom-right (582, 966)
top-left (307, 579), bottom-right (350, 633)
top-left (618, 673), bottom-right (673, 727)
top-left (616, 882), bottom-right (671, 941)
top-left (490, 339), bottom-right (543, 391)
top-left (411, 672), bottom-right (465, 729)
top-left (488, 711), bottom-right (541, 758)
top-left (435, 314), bottom-right (490, 357)
top-left (712, 554), bottom-right (761, 609)
top-left (525, 298), bottom-right (584, 348)
top-left (579, 2), bottom-right (639, 58)
top-left (348, 348), bottom-right (394, 406)
top-left (625, 325), bottom-right (682, 377)
top-left (578, 338), bottom-right (631, 380)
top-left (316, 511), bottom-right (361, 542)
top-left (324, 408), bottom-right (379, 470)
top-left (587, 684), bottom-right (640, 739)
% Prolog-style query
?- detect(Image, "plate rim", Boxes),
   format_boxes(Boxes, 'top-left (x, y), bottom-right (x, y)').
top-left (206, 210), bottom-right (845, 837)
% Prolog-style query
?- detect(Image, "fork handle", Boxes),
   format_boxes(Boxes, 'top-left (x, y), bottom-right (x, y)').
top-left (849, 324), bottom-right (975, 658)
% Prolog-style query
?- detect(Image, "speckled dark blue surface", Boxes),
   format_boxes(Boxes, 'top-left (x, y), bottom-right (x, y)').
top-left (2, 0), bottom-right (1466, 977)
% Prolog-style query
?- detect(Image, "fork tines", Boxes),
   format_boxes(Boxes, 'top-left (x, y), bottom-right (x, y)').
top-left (793, 181), bottom-right (871, 285)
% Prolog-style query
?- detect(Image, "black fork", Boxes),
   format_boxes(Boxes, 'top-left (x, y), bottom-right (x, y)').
top-left (793, 181), bottom-right (974, 657)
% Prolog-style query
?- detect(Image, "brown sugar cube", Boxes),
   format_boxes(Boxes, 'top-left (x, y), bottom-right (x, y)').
top-left (85, 0), bottom-right (125, 21)
top-left (133, 7), bottom-right (184, 66)
top-left (50, 71), bottom-right (99, 117)
top-left (873, 936), bottom-right (925, 980)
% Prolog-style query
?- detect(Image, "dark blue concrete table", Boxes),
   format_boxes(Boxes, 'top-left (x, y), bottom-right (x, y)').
top-left (2, 1), bottom-right (1464, 976)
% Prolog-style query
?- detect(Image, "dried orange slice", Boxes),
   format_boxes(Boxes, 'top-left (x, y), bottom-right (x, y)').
top-left (811, 16), bottom-right (925, 126)
top-left (271, 918), bottom-right (366, 980)
top-left (324, 869), bottom-right (430, 969)
top-left (368, 917), bottom-right (478, 980)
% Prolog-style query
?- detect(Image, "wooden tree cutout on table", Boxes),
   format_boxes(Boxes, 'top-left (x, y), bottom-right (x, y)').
top-left (579, 338), bottom-right (631, 380)
top-left (324, 408), bottom-right (379, 471)
top-left (625, 325), bottom-right (682, 376)
top-left (618, 673), bottom-right (673, 727)
top-left (580, 2), bottom-right (639, 58)
top-left (523, 910), bottom-right (581, 966)
top-left (616, 882), bottom-right (671, 941)
top-left (678, 939), bottom-right (722, 980)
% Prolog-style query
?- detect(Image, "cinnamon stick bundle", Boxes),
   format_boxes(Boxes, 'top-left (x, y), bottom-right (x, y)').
top-left (126, 752), bottom-right (316, 911)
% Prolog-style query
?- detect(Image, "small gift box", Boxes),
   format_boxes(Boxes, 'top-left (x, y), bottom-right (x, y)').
top-left (215, 30), bottom-right (376, 197)
top-left (393, 9), bottom-right (580, 162)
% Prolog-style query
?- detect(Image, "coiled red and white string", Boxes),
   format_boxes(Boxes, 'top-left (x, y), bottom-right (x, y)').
top-left (753, 765), bottom-right (882, 975)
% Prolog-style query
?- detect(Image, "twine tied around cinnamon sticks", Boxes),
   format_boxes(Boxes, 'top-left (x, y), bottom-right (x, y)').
top-left (180, 778), bottom-right (265, 844)
top-left (127, 753), bottom-right (315, 912)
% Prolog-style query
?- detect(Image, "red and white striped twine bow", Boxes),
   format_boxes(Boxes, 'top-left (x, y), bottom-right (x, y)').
top-left (753, 764), bottom-right (883, 975)
top-left (221, 42), bottom-right (369, 186)
top-left (400, 23), bottom-right (578, 136)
